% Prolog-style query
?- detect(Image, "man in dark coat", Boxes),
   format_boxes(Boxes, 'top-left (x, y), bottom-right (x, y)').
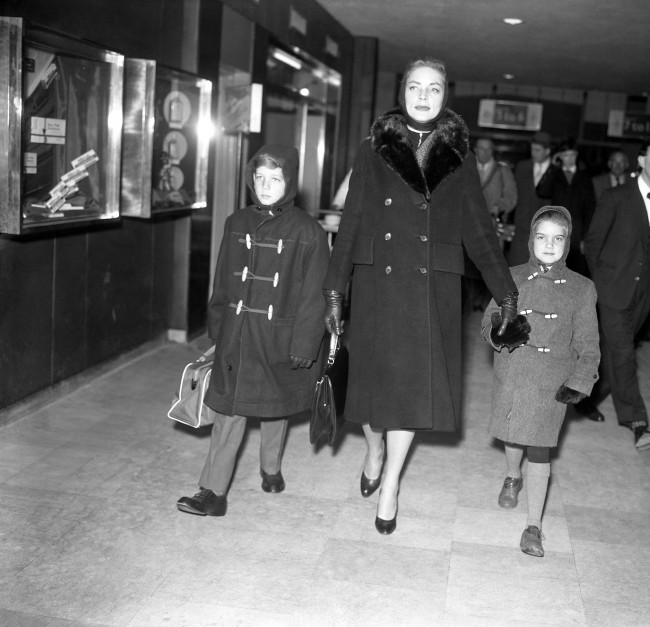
top-left (584, 139), bottom-right (650, 450)
top-left (508, 131), bottom-right (559, 266)
top-left (177, 144), bottom-right (330, 516)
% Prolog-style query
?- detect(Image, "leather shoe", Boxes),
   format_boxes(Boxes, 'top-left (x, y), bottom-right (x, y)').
top-left (498, 476), bottom-right (523, 509)
top-left (360, 472), bottom-right (381, 498)
top-left (261, 469), bottom-right (285, 493)
top-left (520, 525), bottom-right (544, 557)
top-left (575, 399), bottom-right (604, 422)
top-left (375, 510), bottom-right (397, 535)
top-left (634, 426), bottom-right (650, 451)
top-left (177, 488), bottom-right (227, 516)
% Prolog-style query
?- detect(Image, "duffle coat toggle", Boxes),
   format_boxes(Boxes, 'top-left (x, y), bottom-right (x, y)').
top-left (234, 266), bottom-right (280, 287)
top-left (240, 233), bottom-right (284, 253)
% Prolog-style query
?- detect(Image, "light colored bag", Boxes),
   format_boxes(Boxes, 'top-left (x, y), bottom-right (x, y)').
top-left (168, 346), bottom-right (215, 428)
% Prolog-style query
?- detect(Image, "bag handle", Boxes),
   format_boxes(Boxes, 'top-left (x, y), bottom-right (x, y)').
top-left (328, 333), bottom-right (340, 366)
top-left (197, 345), bottom-right (215, 362)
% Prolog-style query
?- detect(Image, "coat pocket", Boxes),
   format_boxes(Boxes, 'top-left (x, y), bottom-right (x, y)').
top-left (431, 242), bottom-right (464, 275)
top-left (268, 317), bottom-right (294, 365)
top-left (352, 235), bottom-right (374, 265)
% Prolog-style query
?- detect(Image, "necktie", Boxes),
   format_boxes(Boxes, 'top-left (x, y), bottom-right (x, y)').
top-left (564, 169), bottom-right (574, 184)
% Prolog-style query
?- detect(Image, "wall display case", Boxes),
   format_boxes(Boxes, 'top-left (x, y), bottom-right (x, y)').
top-left (121, 59), bottom-right (212, 218)
top-left (0, 17), bottom-right (124, 234)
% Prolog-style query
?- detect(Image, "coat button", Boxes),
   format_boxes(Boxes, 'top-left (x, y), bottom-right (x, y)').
top-left (385, 266), bottom-right (392, 274)
top-left (419, 235), bottom-right (428, 242)
top-left (385, 233), bottom-right (391, 240)
top-left (419, 267), bottom-right (428, 274)
top-left (227, 365), bottom-right (232, 371)
top-left (420, 202), bottom-right (428, 210)
top-left (634, 276), bottom-right (640, 281)
top-left (384, 198), bottom-right (392, 205)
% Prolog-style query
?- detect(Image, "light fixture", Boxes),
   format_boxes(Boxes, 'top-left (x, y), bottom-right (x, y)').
top-left (502, 17), bottom-right (524, 25)
top-left (299, 87), bottom-right (310, 97)
top-left (272, 48), bottom-right (302, 70)
top-left (503, 73), bottom-right (515, 80)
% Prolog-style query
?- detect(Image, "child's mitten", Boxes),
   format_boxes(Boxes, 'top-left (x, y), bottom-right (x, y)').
top-left (555, 385), bottom-right (587, 404)
top-left (490, 313), bottom-right (531, 353)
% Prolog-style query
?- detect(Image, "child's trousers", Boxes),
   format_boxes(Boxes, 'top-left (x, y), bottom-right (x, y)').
top-left (199, 408), bottom-right (288, 495)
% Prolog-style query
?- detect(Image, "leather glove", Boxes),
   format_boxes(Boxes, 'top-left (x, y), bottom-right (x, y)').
top-left (490, 313), bottom-right (531, 352)
top-left (323, 289), bottom-right (344, 335)
top-left (290, 355), bottom-right (314, 369)
top-left (555, 385), bottom-right (587, 404)
top-left (497, 290), bottom-right (519, 336)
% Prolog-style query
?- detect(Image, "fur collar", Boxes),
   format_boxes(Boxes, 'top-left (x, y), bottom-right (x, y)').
top-left (370, 107), bottom-right (469, 198)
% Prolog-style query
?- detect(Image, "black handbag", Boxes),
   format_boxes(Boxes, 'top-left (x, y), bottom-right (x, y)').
top-left (310, 333), bottom-right (348, 446)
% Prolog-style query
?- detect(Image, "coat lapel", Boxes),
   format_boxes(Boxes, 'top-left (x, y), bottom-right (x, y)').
top-left (370, 108), bottom-right (469, 198)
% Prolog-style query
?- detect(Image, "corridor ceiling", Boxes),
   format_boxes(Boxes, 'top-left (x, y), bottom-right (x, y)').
top-left (318, 0), bottom-right (650, 95)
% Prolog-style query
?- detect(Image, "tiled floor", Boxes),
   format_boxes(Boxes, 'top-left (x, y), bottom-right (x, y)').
top-left (1, 312), bottom-right (650, 626)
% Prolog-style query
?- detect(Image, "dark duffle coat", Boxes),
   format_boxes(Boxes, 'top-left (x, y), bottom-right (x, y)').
top-left (204, 145), bottom-right (330, 418)
top-left (323, 108), bottom-right (516, 432)
top-left (481, 205), bottom-right (600, 447)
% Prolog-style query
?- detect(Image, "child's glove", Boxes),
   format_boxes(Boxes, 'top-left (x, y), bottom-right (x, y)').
top-left (290, 356), bottom-right (314, 369)
top-left (490, 313), bottom-right (531, 352)
top-left (555, 385), bottom-right (587, 404)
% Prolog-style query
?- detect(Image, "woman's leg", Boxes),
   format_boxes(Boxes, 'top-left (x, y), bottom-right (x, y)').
top-left (377, 429), bottom-right (415, 520)
top-left (361, 423), bottom-right (384, 480)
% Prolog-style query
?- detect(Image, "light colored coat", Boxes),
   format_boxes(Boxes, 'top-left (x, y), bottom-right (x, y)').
top-left (482, 206), bottom-right (600, 447)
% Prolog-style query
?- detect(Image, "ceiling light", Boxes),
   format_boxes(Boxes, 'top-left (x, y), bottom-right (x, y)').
top-left (272, 48), bottom-right (302, 70)
top-left (502, 18), bottom-right (524, 25)
top-left (503, 73), bottom-right (515, 80)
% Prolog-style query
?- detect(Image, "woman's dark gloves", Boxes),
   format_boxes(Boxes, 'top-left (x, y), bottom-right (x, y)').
top-left (490, 312), bottom-right (531, 352)
top-left (497, 290), bottom-right (519, 336)
top-left (323, 289), bottom-right (344, 335)
top-left (555, 385), bottom-right (587, 404)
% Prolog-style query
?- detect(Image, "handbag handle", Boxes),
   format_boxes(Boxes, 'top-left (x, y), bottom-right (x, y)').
top-left (197, 345), bottom-right (215, 362)
top-left (328, 333), bottom-right (340, 366)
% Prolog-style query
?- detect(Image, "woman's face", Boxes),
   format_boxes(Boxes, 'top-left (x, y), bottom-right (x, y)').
top-left (404, 66), bottom-right (445, 124)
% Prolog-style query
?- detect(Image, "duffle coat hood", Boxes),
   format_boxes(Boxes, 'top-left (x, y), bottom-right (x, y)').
top-left (324, 107), bottom-right (516, 432)
top-left (482, 205), bottom-right (600, 447)
top-left (205, 144), bottom-right (330, 418)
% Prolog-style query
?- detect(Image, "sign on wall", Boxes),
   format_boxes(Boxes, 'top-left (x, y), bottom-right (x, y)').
top-left (478, 99), bottom-right (543, 131)
top-left (607, 110), bottom-right (650, 138)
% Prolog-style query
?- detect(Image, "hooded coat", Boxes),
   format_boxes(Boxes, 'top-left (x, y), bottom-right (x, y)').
top-left (323, 108), bottom-right (516, 432)
top-left (481, 205), bottom-right (600, 447)
top-left (204, 145), bottom-right (330, 418)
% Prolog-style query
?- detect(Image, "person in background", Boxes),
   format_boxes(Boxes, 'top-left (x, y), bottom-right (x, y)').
top-left (322, 57), bottom-right (525, 535)
top-left (177, 144), bottom-right (329, 517)
top-left (584, 138), bottom-right (650, 451)
top-left (508, 132), bottom-right (559, 266)
top-left (482, 206), bottom-right (599, 557)
top-left (592, 150), bottom-right (630, 201)
top-left (550, 138), bottom-right (596, 277)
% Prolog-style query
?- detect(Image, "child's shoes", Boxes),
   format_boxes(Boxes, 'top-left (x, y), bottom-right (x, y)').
top-left (520, 525), bottom-right (545, 557)
top-left (498, 476), bottom-right (523, 508)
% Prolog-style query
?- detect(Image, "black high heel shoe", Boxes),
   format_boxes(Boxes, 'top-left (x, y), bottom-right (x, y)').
top-left (375, 507), bottom-right (398, 535)
top-left (360, 472), bottom-right (381, 498)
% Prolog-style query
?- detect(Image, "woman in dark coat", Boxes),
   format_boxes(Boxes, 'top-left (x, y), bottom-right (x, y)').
top-left (322, 58), bottom-right (522, 534)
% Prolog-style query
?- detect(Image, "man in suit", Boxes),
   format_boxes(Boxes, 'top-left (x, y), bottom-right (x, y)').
top-left (584, 139), bottom-right (650, 450)
top-left (508, 131), bottom-right (559, 266)
top-left (592, 150), bottom-right (630, 201)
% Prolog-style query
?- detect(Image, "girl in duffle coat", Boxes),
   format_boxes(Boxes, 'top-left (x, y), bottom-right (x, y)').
top-left (481, 205), bottom-right (600, 557)
top-left (322, 57), bottom-right (520, 535)
top-left (177, 144), bottom-right (329, 519)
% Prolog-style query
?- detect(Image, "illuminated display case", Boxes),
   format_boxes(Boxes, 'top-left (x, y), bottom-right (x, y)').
top-left (0, 17), bottom-right (124, 234)
top-left (121, 59), bottom-right (212, 218)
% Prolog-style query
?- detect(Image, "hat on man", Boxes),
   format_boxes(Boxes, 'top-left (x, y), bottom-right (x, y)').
top-left (531, 131), bottom-right (551, 148)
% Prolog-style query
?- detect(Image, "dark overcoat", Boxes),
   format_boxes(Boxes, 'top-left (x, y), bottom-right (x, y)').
top-left (482, 206), bottom-right (600, 447)
top-left (323, 108), bottom-right (516, 432)
top-left (205, 145), bottom-right (330, 418)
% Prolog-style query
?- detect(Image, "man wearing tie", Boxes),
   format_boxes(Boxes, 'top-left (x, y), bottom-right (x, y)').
top-left (592, 150), bottom-right (630, 201)
top-left (508, 131), bottom-right (558, 265)
top-left (584, 139), bottom-right (650, 450)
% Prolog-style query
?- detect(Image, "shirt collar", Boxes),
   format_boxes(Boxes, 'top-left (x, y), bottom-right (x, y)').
top-left (637, 175), bottom-right (650, 199)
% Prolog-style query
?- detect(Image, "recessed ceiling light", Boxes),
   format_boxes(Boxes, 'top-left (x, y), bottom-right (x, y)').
top-left (503, 17), bottom-right (524, 25)
top-left (503, 73), bottom-right (515, 80)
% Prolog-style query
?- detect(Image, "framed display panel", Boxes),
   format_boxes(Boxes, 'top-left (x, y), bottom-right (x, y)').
top-left (0, 17), bottom-right (124, 234)
top-left (121, 60), bottom-right (212, 217)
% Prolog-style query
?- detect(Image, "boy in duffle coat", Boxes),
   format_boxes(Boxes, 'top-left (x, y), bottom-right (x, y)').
top-left (481, 205), bottom-right (600, 557)
top-left (177, 144), bottom-right (329, 517)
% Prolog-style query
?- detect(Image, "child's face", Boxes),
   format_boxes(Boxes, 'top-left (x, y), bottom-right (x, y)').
top-left (533, 219), bottom-right (567, 265)
top-left (254, 166), bottom-right (286, 206)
